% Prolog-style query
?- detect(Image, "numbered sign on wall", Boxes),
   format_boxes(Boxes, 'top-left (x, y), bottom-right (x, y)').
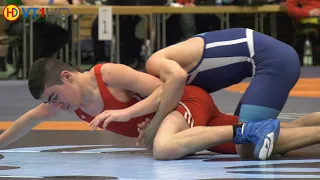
top-left (98, 7), bottom-right (112, 40)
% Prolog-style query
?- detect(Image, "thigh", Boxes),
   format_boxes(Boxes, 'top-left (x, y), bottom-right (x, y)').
top-left (237, 73), bottom-right (297, 122)
top-left (237, 34), bottom-right (300, 122)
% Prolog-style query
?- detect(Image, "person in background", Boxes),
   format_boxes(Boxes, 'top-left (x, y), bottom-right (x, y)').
top-left (286, 0), bottom-right (320, 21)
top-left (88, 0), bottom-right (167, 69)
top-left (173, 0), bottom-right (197, 40)
top-left (4, 0), bottom-right (81, 78)
top-left (286, 0), bottom-right (320, 65)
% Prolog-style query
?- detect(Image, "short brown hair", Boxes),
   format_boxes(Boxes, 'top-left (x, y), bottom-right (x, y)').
top-left (28, 58), bottom-right (76, 99)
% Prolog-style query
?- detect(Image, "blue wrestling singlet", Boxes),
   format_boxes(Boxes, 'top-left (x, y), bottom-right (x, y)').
top-left (187, 28), bottom-right (301, 122)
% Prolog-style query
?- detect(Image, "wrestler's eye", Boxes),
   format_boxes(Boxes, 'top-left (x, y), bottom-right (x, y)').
top-left (47, 95), bottom-right (58, 104)
top-left (52, 95), bottom-right (58, 103)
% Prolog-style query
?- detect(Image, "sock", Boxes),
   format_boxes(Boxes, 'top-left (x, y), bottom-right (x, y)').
top-left (232, 124), bottom-right (243, 139)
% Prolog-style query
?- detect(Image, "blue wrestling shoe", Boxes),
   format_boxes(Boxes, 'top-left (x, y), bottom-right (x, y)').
top-left (233, 119), bottom-right (280, 160)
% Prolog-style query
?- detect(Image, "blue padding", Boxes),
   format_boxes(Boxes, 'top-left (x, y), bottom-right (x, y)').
top-left (239, 104), bottom-right (280, 122)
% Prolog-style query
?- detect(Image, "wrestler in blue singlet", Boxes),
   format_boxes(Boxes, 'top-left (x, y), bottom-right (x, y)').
top-left (188, 28), bottom-right (300, 123)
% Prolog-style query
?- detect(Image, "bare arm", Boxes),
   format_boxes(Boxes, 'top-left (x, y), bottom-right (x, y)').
top-left (126, 87), bottom-right (163, 118)
top-left (145, 55), bottom-right (187, 131)
top-left (0, 104), bottom-right (59, 149)
top-left (137, 38), bottom-right (203, 147)
top-left (101, 63), bottom-right (164, 119)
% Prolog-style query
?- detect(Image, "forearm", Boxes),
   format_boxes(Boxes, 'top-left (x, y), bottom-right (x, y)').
top-left (149, 77), bottom-right (185, 128)
top-left (0, 113), bottom-right (43, 149)
top-left (126, 86), bottom-right (163, 118)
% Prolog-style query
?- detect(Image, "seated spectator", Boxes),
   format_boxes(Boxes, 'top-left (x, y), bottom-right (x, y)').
top-left (286, 0), bottom-right (320, 65)
top-left (173, 0), bottom-right (197, 41)
top-left (88, 0), bottom-right (168, 69)
top-left (287, 0), bottom-right (320, 20)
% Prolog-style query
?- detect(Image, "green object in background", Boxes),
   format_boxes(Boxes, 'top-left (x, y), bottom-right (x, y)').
top-left (5, 0), bottom-right (23, 5)
top-left (300, 17), bottom-right (320, 25)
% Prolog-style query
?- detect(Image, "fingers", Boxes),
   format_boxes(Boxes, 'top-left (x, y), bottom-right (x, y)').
top-left (89, 113), bottom-right (110, 131)
top-left (136, 118), bottom-right (153, 147)
top-left (137, 130), bottom-right (144, 142)
top-left (136, 128), bottom-right (146, 147)
top-left (136, 140), bottom-right (142, 147)
top-left (102, 117), bottom-right (112, 130)
top-left (88, 118), bottom-right (99, 131)
top-left (137, 121), bottom-right (146, 129)
top-left (137, 118), bottom-right (152, 129)
top-left (88, 114), bottom-right (100, 126)
top-left (90, 121), bottom-right (99, 131)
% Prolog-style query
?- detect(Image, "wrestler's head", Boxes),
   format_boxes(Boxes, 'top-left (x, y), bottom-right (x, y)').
top-left (28, 58), bottom-right (82, 111)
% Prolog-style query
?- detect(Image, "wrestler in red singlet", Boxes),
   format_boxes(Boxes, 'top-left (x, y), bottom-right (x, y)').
top-left (75, 64), bottom-right (238, 154)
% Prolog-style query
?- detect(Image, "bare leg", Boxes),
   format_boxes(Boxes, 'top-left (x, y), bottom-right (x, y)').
top-left (238, 112), bottom-right (320, 158)
top-left (283, 112), bottom-right (320, 128)
top-left (153, 111), bottom-right (320, 159)
top-left (153, 111), bottom-right (234, 160)
top-left (237, 125), bottom-right (320, 158)
top-left (273, 126), bottom-right (320, 155)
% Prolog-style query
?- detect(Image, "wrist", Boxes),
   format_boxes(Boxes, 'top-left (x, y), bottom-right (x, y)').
top-left (124, 108), bottom-right (134, 120)
top-left (149, 116), bottom-right (161, 127)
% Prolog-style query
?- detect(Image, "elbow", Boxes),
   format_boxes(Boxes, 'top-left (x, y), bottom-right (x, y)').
top-left (173, 69), bottom-right (188, 83)
top-left (168, 62), bottom-right (188, 84)
top-left (147, 54), bottom-right (188, 83)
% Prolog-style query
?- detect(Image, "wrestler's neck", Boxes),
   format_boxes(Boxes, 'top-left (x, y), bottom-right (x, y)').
top-left (74, 72), bottom-right (100, 106)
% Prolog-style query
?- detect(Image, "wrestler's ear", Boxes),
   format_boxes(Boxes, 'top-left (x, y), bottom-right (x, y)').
top-left (60, 71), bottom-right (73, 83)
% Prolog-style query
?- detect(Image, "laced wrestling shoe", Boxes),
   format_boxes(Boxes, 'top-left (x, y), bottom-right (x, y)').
top-left (233, 119), bottom-right (280, 160)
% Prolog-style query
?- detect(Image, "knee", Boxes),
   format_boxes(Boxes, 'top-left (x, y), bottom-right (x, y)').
top-left (152, 139), bottom-right (181, 160)
top-left (309, 112), bottom-right (320, 120)
top-left (311, 112), bottom-right (320, 117)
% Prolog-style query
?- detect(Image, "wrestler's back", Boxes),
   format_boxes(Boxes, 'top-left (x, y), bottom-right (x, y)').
top-left (187, 28), bottom-right (256, 93)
